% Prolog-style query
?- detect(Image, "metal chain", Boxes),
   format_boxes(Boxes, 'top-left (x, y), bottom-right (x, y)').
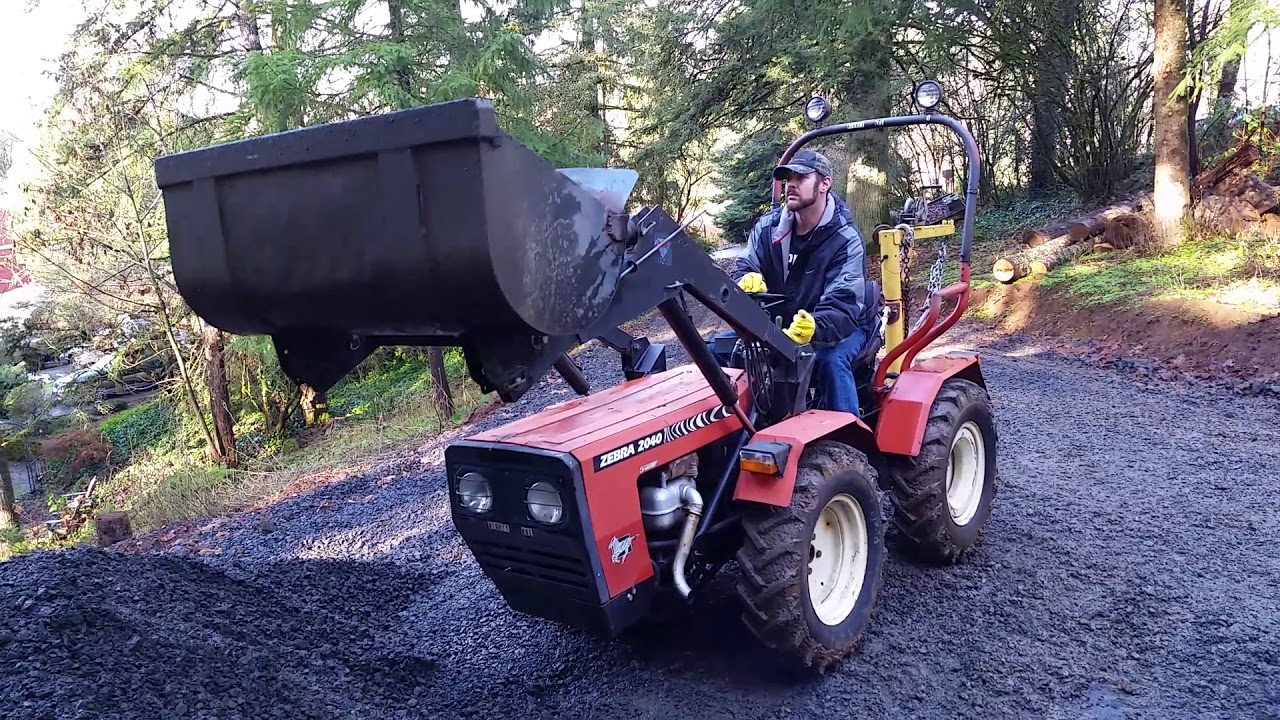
top-left (926, 242), bottom-right (947, 296)
top-left (909, 242), bottom-right (948, 335)
top-left (895, 224), bottom-right (916, 322)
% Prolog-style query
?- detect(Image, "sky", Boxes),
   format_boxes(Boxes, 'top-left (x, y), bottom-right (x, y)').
top-left (0, 1), bottom-right (86, 204)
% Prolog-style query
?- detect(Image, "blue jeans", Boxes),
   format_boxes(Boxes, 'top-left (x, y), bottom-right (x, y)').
top-left (705, 327), bottom-right (868, 417)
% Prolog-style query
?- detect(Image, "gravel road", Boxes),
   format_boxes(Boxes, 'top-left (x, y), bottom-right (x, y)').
top-left (2, 301), bottom-right (1279, 720)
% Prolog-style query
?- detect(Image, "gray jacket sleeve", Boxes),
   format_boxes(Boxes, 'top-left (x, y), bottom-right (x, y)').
top-left (731, 215), bottom-right (771, 283)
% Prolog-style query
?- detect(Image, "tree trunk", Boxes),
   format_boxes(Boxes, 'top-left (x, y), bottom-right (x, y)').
top-left (300, 384), bottom-right (328, 426)
top-left (0, 448), bottom-right (15, 531)
top-left (387, 0), bottom-right (414, 106)
top-left (202, 323), bottom-right (237, 468)
top-left (1187, 91), bottom-right (1202, 178)
top-left (236, 8), bottom-right (263, 52)
top-left (842, 83), bottom-right (899, 233)
top-left (95, 511), bottom-right (133, 547)
top-left (578, 0), bottom-right (607, 158)
top-left (384, 1), bottom-right (457, 424)
top-left (1029, 97), bottom-right (1058, 193)
top-left (1152, 0), bottom-right (1192, 248)
top-left (1184, 0), bottom-right (1201, 178)
top-left (1216, 57), bottom-right (1241, 104)
top-left (428, 349), bottom-right (454, 421)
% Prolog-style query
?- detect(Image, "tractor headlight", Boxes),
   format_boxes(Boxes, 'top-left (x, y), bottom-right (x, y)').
top-left (525, 481), bottom-right (564, 524)
top-left (913, 80), bottom-right (943, 111)
top-left (456, 472), bottom-right (493, 513)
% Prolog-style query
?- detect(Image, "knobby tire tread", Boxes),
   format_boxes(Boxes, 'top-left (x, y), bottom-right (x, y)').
top-left (888, 378), bottom-right (998, 564)
top-left (733, 441), bottom-right (884, 672)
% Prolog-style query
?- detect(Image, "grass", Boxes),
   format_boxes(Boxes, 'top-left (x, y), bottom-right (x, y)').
top-left (0, 351), bottom-right (494, 554)
top-left (1038, 233), bottom-right (1280, 310)
top-left (112, 364), bottom-right (490, 535)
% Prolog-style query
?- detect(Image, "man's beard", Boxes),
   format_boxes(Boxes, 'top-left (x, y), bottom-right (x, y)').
top-left (786, 187), bottom-right (819, 210)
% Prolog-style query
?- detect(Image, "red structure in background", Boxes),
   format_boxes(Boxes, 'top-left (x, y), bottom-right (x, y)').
top-left (0, 210), bottom-right (32, 292)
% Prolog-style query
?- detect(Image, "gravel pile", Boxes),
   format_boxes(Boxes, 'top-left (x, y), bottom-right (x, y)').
top-left (3, 303), bottom-right (1279, 719)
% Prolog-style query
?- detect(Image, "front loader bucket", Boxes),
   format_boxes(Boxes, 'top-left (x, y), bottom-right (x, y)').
top-left (153, 98), bottom-right (627, 345)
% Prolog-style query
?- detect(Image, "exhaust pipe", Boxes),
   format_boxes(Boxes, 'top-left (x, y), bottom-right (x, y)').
top-left (671, 483), bottom-right (704, 598)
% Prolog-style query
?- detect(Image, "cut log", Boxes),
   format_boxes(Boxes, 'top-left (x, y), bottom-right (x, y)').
top-left (1027, 242), bottom-right (1090, 276)
top-left (1070, 201), bottom-right (1139, 241)
top-left (1216, 168), bottom-right (1279, 212)
top-left (993, 233), bottom-right (1079, 283)
top-left (1194, 142), bottom-right (1260, 192)
top-left (95, 511), bottom-right (133, 547)
top-left (1021, 221), bottom-right (1073, 247)
top-left (1102, 212), bottom-right (1151, 250)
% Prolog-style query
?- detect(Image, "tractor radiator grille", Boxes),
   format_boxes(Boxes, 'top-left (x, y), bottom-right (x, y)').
top-left (470, 538), bottom-right (593, 592)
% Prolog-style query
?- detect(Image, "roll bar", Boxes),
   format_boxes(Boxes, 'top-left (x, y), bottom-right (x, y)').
top-left (769, 112), bottom-right (982, 389)
top-left (770, 113), bottom-right (980, 266)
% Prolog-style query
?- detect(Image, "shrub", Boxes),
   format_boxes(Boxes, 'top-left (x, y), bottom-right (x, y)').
top-left (98, 400), bottom-right (176, 461)
top-left (5, 382), bottom-right (47, 423)
top-left (41, 427), bottom-right (114, 491)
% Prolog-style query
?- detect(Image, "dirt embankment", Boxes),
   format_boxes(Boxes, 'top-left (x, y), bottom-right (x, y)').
top-left (970, 280), bottom-right (1280, 395)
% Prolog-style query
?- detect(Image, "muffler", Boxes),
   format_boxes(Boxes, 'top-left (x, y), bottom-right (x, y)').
top-left (671, 483), bottom-right (704, 599)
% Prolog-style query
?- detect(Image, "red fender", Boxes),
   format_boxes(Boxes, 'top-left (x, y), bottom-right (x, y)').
top-left (876, 352), bottom-right (986, 456)
top-left (732, 410), bottom-right (876, 508)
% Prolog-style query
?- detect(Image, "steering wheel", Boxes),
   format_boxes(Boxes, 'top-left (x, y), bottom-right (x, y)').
top-left (746, 291), bottom-right (789, 313)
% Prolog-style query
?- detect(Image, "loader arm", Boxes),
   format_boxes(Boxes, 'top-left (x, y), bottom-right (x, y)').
top-left (265, 204), bottom-right (814, 413)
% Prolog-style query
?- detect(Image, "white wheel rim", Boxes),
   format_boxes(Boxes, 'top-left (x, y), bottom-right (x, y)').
top-left (946, 420), bottom-right (986, 526)
top-left (807, 493), bottom-right (869, 626)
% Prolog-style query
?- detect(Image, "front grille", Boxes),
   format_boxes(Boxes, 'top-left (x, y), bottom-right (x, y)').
top-left (470, 537), bottom-right (593, 591)
top-left (446, 442), bottom-right (603, 603)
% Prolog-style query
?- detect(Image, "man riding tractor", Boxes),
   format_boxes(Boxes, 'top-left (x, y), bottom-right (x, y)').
top-left (710, 149), bottom-right (873, 416)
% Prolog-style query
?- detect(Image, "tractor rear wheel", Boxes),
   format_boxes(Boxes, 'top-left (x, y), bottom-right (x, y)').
top-left (887, 378), bottom-right (997, 564)
top-left (734, 440), bottom-right (885, 672)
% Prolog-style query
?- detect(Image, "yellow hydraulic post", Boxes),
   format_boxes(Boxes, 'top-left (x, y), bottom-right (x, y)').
top-left (877, 227), bottom-right (906, 376)
top-left (877, 219), bottom-right (956, 378)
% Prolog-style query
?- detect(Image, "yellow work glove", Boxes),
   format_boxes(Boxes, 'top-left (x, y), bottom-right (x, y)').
top-left (784, 309), bottom-right (815, 345)
top-left (737, 272), bottom-right (767, 293)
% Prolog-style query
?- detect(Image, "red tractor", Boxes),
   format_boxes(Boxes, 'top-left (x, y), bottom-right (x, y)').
top-left (153, 80), bottom-right (997, 671)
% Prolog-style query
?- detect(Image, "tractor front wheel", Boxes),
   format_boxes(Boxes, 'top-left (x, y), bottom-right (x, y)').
top-left (734, 440), bottom-right (885, 672)
top-left (887, 378), bottom-right (998, 564)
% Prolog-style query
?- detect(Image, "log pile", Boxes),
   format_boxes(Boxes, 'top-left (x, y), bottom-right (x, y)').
top-left (993, 141), bottom-right (1280, 283)
top-left (1192, 142), bottom-right (1279, 236)
top-left (994, 193), bottom-right (1151, 283)
top-left (1069, 195), bottom-right (1149, 241)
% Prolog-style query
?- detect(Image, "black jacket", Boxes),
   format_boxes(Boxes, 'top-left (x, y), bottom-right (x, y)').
top-left (731, 192), bottom-right (868, 348)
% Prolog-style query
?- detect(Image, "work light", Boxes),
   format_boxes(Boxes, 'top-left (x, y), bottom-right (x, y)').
top-left (913, 80), bottom-right (943, 111)
top-left (804, 96), bottom-right (831, 123)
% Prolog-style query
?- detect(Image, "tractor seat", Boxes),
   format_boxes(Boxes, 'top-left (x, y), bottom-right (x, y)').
top-left (852, 279), bottom-right (885, 370)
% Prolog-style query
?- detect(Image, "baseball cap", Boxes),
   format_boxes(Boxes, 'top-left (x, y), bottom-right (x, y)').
top-left (773, 150), bottom-right (832, 180)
